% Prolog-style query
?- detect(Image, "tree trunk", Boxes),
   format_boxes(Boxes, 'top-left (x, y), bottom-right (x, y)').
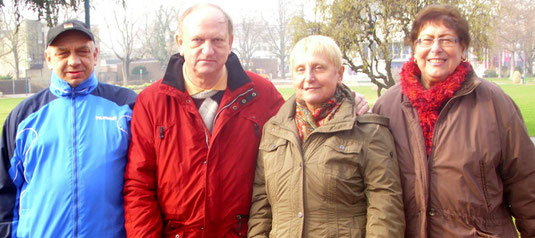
top-left (510, 51), bottom-right (515, 79)
top-left (122, 62), bottom-right (129, 85)
top-left (498, 51), bottom-right (503, 78)
top-left (13, 49), bottom-right (20, 81)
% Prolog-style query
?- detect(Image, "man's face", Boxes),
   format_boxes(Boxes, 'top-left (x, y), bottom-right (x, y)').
top-left (45, 31), bottom-right (98, 88)
top-left (176, 7), bottom-right (233, 85)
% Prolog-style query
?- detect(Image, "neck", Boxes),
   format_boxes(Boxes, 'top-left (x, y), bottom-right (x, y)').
top-left (305, 103), bottom-right (320, 112)
top-left (186, 67), bottom-right (223, 89)
top-left (421, 76), bottom-right (444, 89)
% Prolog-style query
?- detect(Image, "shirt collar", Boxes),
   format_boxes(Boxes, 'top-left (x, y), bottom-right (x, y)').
top-left (183, 65), bottom-right (227, 95)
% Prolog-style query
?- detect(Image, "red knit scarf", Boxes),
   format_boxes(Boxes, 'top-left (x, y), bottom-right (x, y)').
top-left (400, 57), bottom-right (471, 155)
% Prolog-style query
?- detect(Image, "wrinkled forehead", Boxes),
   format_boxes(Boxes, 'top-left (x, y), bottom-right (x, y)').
top-left (417, 21), bottom-right (458, 37)
top-left (181, 7), bottom-right (230, 36)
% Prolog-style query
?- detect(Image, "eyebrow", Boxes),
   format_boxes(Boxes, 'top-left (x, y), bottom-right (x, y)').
top-left (54, 45), bottom-right (92, 51)
top-left (419, 33), bottom-right (456, 38)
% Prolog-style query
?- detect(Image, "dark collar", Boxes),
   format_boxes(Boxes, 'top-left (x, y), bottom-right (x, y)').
top-left (162, 52), bottom-right (251, 92)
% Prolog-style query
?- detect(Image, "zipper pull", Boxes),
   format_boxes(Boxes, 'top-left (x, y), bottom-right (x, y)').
top-left (159, 126), bottom-right (164, 139)
top-left (254, 123), bottom-right (259, 137)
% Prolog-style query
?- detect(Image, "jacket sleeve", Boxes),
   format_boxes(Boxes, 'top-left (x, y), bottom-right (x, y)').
top-left (498, 94), bottom-right (535, 236)
top-left (123, 93), bottom-right (162, 238)
top-left (0, 111), bottom-right (18, 238)
top-left (362, 120), bottom-right (405, 237)
top-left (247, 137), bottom-right (272, 238)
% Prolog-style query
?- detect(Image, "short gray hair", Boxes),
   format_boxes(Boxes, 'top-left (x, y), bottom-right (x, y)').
top-left (177, 3), bottom-right (234, 37)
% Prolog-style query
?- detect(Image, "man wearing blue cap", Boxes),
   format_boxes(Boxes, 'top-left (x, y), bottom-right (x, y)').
top-left (0, 19), bottom-right (136, 238)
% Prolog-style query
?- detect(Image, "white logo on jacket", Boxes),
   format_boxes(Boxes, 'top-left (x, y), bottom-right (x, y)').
top-left (95, 115), bottom-right (117, 121)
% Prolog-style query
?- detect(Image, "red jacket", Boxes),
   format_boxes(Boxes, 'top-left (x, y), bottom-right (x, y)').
top-left (124, 53), bottom-right (284, 238)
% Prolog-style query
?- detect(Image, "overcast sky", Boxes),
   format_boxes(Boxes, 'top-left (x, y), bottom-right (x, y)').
top-left (3, 0), bottom-right (313, 57)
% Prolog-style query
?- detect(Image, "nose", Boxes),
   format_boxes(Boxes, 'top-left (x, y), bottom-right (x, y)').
top-left (430, 40), bottom-right (443, 53)
top-left (201, 41), bottom-right (215, 55)
top-left (304, 68), bottom-right (316, 82)
top-left (68, 53), bottom-right (81, 66)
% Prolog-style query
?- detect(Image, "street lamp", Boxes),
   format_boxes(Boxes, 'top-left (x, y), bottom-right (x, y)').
top-left (85, 0), bottom-right (90, 28)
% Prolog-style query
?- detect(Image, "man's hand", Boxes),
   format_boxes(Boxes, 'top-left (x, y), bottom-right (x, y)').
top-left (353, 91), bottom-right (370, 116)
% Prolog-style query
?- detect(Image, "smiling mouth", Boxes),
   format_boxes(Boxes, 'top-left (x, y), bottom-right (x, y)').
top-left (428, 59), bottom-right (446, 63)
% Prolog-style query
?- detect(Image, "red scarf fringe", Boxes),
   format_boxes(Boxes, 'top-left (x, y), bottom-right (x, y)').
top-left (400, 57), bottom-right (471, 155)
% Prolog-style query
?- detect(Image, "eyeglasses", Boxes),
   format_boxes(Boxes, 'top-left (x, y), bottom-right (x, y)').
top-left (416, 37), bottom-right (459, 48)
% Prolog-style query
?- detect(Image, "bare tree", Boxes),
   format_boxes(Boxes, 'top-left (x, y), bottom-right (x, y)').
top-left (263, 0), bottom-right (297, 79)
top-left (234, 15), bottom-right (265, 71)
top-left (0, 0), bottom-right (128, 27)
top-left (294, 0), bottom-right (496, 96)
top-left (496, 0), bottom-right (526, 78)
top-left (101, 3), bottom-right (142, 85)
top-left (142, 6), bottom-right (179, 69)
top-left (0, 0), bottom-right (81, 27)
top-left (512, 0), bottom-right (535, 77)
top-left (0, 9), bottom-right (24, 81)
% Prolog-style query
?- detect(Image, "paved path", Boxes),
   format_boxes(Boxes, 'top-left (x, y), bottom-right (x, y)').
top-left (532, 137), bottom-right (535, 144)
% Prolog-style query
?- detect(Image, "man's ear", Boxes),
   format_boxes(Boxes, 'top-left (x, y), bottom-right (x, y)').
top-left (228, 34), bottom-right (234, 54)
top-left (44, 48), bottom-right (53, 69)
top-left (175, 34), bottom-right (184, 56)
top-left (93, 47), bottom-right (99, 65)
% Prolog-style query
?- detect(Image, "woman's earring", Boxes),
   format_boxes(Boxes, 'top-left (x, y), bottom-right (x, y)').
top-left (413, 58), bottom-right (417, 64)
top-left (462, 57), bottom-right (467, 62)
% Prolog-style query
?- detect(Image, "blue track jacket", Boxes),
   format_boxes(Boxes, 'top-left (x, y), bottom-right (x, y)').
top-left (0, 72), bottom-right (137, 238)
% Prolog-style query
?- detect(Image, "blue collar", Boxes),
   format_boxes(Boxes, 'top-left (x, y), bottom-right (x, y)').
top-left (49, 72), bottom-right (98, 97)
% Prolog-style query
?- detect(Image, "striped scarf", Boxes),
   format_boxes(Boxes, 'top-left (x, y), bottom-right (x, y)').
top-left (295, 86), bottom-right (344, 141)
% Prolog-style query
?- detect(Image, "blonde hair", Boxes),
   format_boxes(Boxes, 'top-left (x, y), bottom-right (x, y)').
top-left (290, 35), bottom-right (343, 70)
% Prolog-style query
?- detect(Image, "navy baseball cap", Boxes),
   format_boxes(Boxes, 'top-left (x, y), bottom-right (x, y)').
top-left (46, 19), bottom-right (95, 46)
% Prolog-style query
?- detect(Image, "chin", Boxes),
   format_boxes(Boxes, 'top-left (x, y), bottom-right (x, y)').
top-left (302, 97), bottom-right (324, 106)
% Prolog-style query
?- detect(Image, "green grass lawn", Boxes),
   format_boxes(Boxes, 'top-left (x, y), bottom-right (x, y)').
top-left (0, 81), bottom-right (533, 136)
top-left (275, 82), bottom-right (535, 137)
top-left (0, 98), bottom-right (24, 134)
top-left (499, 84), bottom-right (535, 136)
top-left (278, 85), bottom-right (379, 104)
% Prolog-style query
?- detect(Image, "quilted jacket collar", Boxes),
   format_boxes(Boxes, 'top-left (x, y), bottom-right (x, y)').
top-left (162, 52), bottom-right (251, 93)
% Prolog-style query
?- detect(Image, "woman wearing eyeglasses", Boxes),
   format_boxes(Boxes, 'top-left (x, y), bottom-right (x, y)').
top-left (373, 4), bottom-right (535, 238)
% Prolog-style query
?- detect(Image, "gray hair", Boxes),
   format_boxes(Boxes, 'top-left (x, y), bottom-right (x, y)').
top-left (177, 3), bottom-right (234, 37)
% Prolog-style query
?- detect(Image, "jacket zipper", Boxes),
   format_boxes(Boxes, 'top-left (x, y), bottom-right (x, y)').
top-left (71, 91), bottom-right (79, 238)
top-left (429, 85), bottom-right (477, 157)
top-left (202, 124), bottom-right (210, 147)
top-left (212, 87), bottom-right (254, 128)
top-left (204, 87), bottom-right (255, 147)
top-left (425, 84), bottom-right (478, 230)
